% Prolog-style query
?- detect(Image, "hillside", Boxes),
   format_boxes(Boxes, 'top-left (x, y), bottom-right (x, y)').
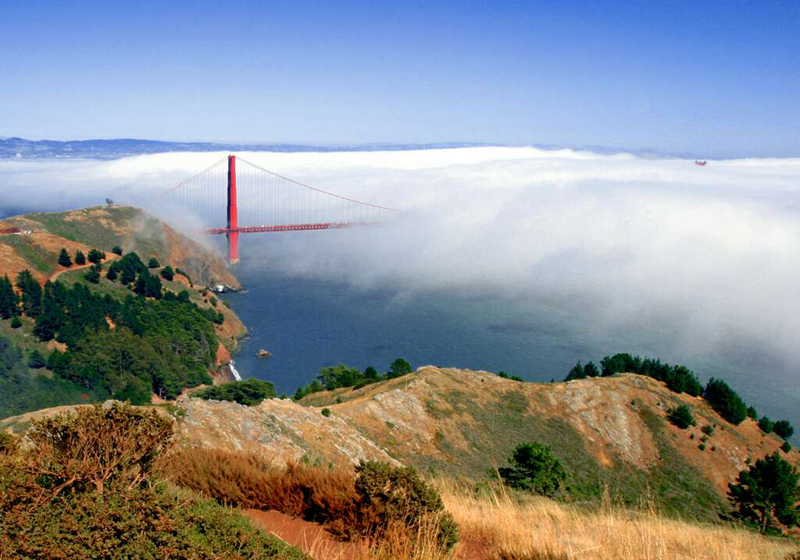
top-left (72, 367), bottom-right (794, 523)
top-left (0, 205), bottom-right (239, 287)
top-left (0, 205), bottom-right (247, 418)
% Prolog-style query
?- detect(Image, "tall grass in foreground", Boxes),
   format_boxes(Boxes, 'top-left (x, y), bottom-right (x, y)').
top-left (436, 480), bottom-right (797, 560)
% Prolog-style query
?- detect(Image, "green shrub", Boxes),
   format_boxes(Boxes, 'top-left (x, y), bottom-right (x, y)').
top-left (510, 375), bottom-right (524, 382)
top-left (194, 378), bottom-right (276, 406)
top-left (321, 407), bottom-right (331, 417)
top-left (353, 461), bottom-right (458, 550)
top-left (352, 377), bottom-right (376, 390)
top-left (74, 250), bottom-right (86, 265)
top-left (9, 317), bottom-right (21, 329)
top-left (782, 441), bottom-right (792, 453)
top-left (497, 371), bottom-right (509, 379)
top-left (668, 405), bottom-right (696, 430)
top-left (701, 424), bottom-right (715, 436)
top-left (698, 443), bottom-right (706, 451)
top-left (499, 442), bottom-right (567, 497)
top-left (111, 245), bottom-right (123, 255)
top-left (148, 257), bottom-right (160, 268)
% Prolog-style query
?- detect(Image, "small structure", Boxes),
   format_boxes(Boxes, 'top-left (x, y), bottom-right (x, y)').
top-left (257, 349), bottom-right (272, 359)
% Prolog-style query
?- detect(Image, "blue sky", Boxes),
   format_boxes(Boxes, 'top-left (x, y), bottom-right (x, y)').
top-left (2, 0), bottom-right (798, 156)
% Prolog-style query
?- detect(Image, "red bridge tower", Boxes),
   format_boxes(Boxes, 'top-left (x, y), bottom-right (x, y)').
top-left (226, 155), bottom-right (239, 264)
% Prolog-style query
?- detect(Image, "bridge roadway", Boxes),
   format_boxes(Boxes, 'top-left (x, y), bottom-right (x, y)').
top-left (208, 221), bottom-right (376, 235)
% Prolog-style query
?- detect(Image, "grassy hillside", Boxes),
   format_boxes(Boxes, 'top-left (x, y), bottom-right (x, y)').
top-left (162, 367), bottom-right (800, 524)
top-left (0, 205), bottom-right (239, 287)
top-left (0, 205), bottom-right (247, 419)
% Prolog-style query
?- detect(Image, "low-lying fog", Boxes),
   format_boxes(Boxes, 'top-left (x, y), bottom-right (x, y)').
top-left (2, 147), bottom-right (798, 425)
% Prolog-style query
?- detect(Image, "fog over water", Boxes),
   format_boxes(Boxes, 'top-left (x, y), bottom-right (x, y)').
top-left (1, 147), bottom-right (798, 428)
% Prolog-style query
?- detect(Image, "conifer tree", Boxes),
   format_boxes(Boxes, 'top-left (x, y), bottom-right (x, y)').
top-left (58, 248), bottom-right (72, 268)
top-left (0, 275), bottom-right (19, 319)
top-left (87, 249), bottom-right (105, 264)
top-left (74, 250), bottom-right (86, 265)
top-left (15, 270), bottom-right (42, 318)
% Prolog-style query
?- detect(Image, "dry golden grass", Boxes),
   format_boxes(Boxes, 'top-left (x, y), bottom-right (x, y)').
top-left (437, 480), bottom-right (797, 560)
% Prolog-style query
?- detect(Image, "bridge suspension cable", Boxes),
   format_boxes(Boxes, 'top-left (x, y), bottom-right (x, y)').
top-left (160, 154), bottom-right (398, 263)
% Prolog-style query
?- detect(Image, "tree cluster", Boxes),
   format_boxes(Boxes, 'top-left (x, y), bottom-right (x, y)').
top-left (194, 378), bottom-right (276, 406)
top-left (3, 261), bottom-right (220, 405)
top-left (292, 358), bottom-right (413, 400)
top-left (565, 353), bottom-right (703, 396)
top-left (728, 452), bottom-right (799, 533)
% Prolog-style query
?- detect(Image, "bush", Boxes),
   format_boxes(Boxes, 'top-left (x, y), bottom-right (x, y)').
top-left (111, 245), bottom-right (123, 255)
top-left (668, 405), bottom-right (696, 430)
top-left (701, 424), bottom-right (714, 436)
top-left (704, 378), bottom-right (748, 425)
top-left (759, 416), bottom-right (775, 434)
top-left (321, 407), bottom-right (331, 417)
top-left (499, 442), bottom-right (567, 497)
top-left (9, 317), bottom-right (21, 329)
top-left (353, 461), bottom-right (458, 550)
top-left (510, 375), bottom-right (524, 382)
top-left (24, 403), bottom-right (173, 495)
top-left (0, 411), bottom-right (306, 560)
top-left (698, 443), bottom-right (706, 451)
top-left (782, 441), bottom-right (792, 453)
top-left (194, 378), bottom-right (276, 406)
top-left (148, 257), bottom-right (160, 268)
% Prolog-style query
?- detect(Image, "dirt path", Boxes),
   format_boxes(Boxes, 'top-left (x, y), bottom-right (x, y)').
top-left (243, 508), bottom-right (490, 560)
top-left (48, 255), bottom-right (118, 283)
top-left (243, 509), bottom-right (362, 559)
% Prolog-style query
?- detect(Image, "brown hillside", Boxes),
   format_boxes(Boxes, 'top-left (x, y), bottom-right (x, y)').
top-left (171, 368), bottom-right (798, 519)
top-left (3, 367), bottom-right (795, 520)
top-left (0, 205), bottom-right (239, 288)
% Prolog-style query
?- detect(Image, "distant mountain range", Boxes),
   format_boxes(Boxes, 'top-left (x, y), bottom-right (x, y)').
top-left (0, 137), bottom-right (493, 160)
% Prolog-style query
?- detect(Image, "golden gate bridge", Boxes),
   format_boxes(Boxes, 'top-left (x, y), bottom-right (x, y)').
top-left (164, 155), bottom-right (398, 263)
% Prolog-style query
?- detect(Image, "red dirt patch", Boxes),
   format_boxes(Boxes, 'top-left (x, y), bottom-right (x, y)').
top-left (243, 509), bottom-right (362, 559)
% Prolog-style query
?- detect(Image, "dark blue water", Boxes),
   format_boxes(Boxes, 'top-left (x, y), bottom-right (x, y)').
top-left (221, 239), bottom-right (799, 438)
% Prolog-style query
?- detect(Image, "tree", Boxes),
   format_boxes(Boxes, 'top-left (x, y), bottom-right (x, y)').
top-left (160, 265), bottom-right (174, 281)
top-left (87, 249), bottom-right (105, 264)
top-left (388, 357), bottom-right (412, 379)
top-left (499, 442), bottom-right (567, 497)
top-left (15, 270), bottom-right (42, 318)
top-left (759, 416), bottom-right (775, 434)
top-left (704, 378), bottom-right (747, 425)
top-left (84, 265), bottom-right (101, 284)
top-left (564, 361), bottom-right (585, 381)
top-left (10, 317), bottom-right (22, 329)
top-left (364, 366), bottom-right (379, 380)
top-left (106, 266), bottom-right (118, 282)
top-left (74, 250), bottom-right (86, 265)
top-left (27, 349), bottom-right (46, 369)
top-left (584, 361), bottom-right (600, 377)
top-left (728, 452), bottom-right (799, 533)
top-left (773, 420), bottom-right (794, 441)
top-left (0, 275), bottom-right (19, 319)
top-left (747, 406), bottom-right (759, 420)
top-left (58, 248), bottom-right (72, 268)
top-left (111, 245), bottom-right (123, 255)
top-left (148, 257), bottom-right (160, 269)
top-left (668, 404), bottom-right (696, 429)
